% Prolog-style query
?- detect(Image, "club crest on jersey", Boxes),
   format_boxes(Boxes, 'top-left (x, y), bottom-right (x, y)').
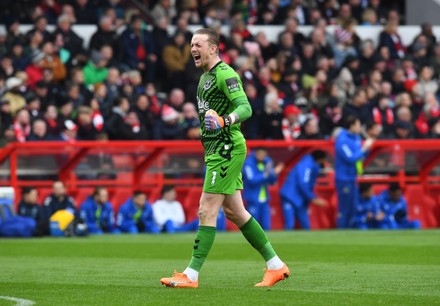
top-left (204, 79), bottom-right (213, 90)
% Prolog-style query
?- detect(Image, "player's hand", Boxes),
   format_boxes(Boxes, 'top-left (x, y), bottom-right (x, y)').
top-left (311, 198), bottom-right (326, 207)
top-left (274, 163), bottom-right (285, 175)
top-left (362, 138), bottom-right (375, 151)
top-left (204, 109), bottom-right (224, 131)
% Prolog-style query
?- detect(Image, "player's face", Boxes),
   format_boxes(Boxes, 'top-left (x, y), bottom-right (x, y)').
top-left (191, 34), bottom-right (216, 71)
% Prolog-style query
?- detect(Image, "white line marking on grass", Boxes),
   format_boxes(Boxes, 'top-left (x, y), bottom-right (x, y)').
top-left (0, 296), bottom-right (35, 306)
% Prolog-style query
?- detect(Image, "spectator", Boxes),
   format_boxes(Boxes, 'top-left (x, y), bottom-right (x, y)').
top-left (158, 104), bottom-right (185, 140)
top-left (83, 50), bottom-right (109, 86)
top-left (242, 148), bottom-right (284, 230)
top-left (57, 119), bottom-right (77, 142)
top-left (262, 85), bottom-right (284, 139)
top-left (150, 0), bottom-right (176, 26)
top-left (280, 150), bottom-right (327, 230)
top-left (353, 183), bottom-right (388, 229)
top-left (13, 108), bottom-right (31, 143)
top-left (152, 185), bottom-right (198, 233)
top-left (27, 119), bottom-right (52, 141)
top-left (281, 104), bottom-right (302, 141)
top-left (42, 181), bottom-right (77, 222)
top-left (17, 187), bottom-right (46, 236)
top-left (52, 14), bottom-right (86, 66)
top-left (162, 31), bottom-right (191, 90)
top-left (334, 116), bottom-right (375, 228)
top-left (41, 41), bottom-right (67, 83)
top-left (378, 183), bottom-right (421, 229)
top-left (26, 15), bottom-right (51, 43)
top-left (76, 106), bottom-right (101, 140)
top-left (379, 20), bottom-right (405, 60)
top-left (343, 88), bottom-right (372, 124)
top-left (79, 187), bottom-right (120, 234)
top-left (10, 42), bottom-right (30, 72)
top-left (116, 191), bottom-right (160, 234)
top-left (319, 97), bottom-right (343, 137)
top-left (105, 96), bottom-right (135, 140)
top-left (0, 98), bottom-right (14, 146)
top-left (133, 94), bottom-right (156, 139)
top-left (73, 0), bottom-right (97, 24)
top-left (43, 104), bottom-right (63, 138)
top-left (120, 15), bottom-right (157, 83)
top-left (181, 102), bottom-right (200, 140)
top-left (297, 116), bottom-right (322, 140)
top-left (3, 77), bottom-right (25, 116)
top-left (89, 16), bottom-right (119, 54)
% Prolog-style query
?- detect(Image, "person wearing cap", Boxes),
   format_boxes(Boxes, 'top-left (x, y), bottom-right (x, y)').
top-left (2, 77), bottom-right (25, 116)
top-left (281, 104), bottom-right (301, 141)
top-left (242, 148), bottom-right (284, 230)
top-left (280, 150), bottom-right (327, 230)
top-left (25, 49), bottom-right (46, 89)
top-left (378, 183), bottom-right (421, 229)
top-left (158, 104), bottom-right (185, 140)
top-left (334, 115), bottom-right (375, 228)
top-left (83, 50), bottom-right (109, 86)
top-left (389, 120), bottom-right (414, 139)
top-left (58, 119), bottom-right (78, 142)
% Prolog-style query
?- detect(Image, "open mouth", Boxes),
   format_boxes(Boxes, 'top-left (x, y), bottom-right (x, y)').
top-left (193, 55), bottom-right (201, 64)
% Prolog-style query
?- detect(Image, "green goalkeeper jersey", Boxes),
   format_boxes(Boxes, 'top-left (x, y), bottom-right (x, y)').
top-left (196, 61), bottom-right (252, 159)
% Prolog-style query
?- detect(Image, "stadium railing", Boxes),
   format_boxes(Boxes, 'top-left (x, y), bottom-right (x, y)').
top-left (1, 140), bottom-right (439, 229)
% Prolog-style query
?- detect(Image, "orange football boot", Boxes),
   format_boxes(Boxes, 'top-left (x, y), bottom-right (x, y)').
top-left (255, 264), bottom-right (290, 287)
top-left (160, 271), bottom-right (198, 288)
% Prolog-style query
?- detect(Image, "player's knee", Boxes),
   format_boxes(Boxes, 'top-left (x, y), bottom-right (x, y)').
top-left (198, 203), bottom-right (217, 224)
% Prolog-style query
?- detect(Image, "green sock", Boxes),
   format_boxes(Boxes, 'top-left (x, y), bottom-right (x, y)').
top-left (240, 217), bottom-right (277, 261)
top-left (188, 226), bottom-right (216, 272)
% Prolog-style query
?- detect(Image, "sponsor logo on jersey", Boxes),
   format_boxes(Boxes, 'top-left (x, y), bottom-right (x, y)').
top-left (204, 78), bottom-right (213, 90)
top-left (197, 96), bottom-right (210, 113)
top-left (225, 77), bottom-right (240, 93)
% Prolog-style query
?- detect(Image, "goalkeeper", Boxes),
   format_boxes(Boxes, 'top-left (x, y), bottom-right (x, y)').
top-left (160, 28), bottom-right (290, 288)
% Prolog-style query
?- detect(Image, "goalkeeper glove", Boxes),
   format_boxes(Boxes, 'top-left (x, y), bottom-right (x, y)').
top-left (205, 109), bottom-right (229, 131)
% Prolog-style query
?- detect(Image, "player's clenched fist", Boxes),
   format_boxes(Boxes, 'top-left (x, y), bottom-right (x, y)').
top-left (204, 109), bottom-right (224, 131)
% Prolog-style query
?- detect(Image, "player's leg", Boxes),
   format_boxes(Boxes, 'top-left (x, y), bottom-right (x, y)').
top-left (223, 191), bottom-right (290, 287)
top-left (160, 192), bottom-right (223, 288)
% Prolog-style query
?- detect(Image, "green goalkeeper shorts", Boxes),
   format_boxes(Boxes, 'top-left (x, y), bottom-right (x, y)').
top-left (203, 150), bottom-right (246, 195)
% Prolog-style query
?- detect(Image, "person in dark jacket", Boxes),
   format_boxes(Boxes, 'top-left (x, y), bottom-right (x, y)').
top-left (116, 191), bottom-right (160, 234)
top-left (279, 150), bottom-right (327, 230)
top-left (42, 181), bottom-right (76, 220)
top-left (119, 15), bottom-right (157, 82)
top-left (242, 148), bottom-right (284, 230)
top-left (17, 186), bottom-right (46, 235)
top-left (334, 116), bottom-right (375, 228)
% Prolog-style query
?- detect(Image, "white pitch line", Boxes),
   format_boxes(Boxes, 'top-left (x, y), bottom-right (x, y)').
top-left (0, 296), bottom-right (35, 306)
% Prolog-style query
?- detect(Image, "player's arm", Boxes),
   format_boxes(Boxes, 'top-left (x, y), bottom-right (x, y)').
top-left (205, 70), bottom-right (252, 131)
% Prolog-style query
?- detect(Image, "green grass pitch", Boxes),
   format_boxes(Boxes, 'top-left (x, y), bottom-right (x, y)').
top-left (1, 230), bottom-right (440, 305)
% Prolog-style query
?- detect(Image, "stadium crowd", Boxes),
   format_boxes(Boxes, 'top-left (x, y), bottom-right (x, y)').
top-left (1, 0), bottom-right (439, 145)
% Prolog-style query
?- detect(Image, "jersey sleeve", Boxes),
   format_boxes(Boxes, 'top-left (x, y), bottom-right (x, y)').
top-left (218, 67), bottom-right (252, 122)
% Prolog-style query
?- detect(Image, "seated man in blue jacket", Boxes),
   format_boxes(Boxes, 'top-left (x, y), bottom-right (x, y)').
top-left (378, 183), bottom-right (421, 229)
top-left (279, 150), bottom-right (327, 230)
top-left (17, 186), bottom-right (46, 236)
top-left (117, 191), bottom-right (160, 234)
top-left (242, 147), bottom-right (284, 230)
top-left (79, 187), bottom-right (120, 234)
top-left (353, 183), bottom-right (389, 230)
